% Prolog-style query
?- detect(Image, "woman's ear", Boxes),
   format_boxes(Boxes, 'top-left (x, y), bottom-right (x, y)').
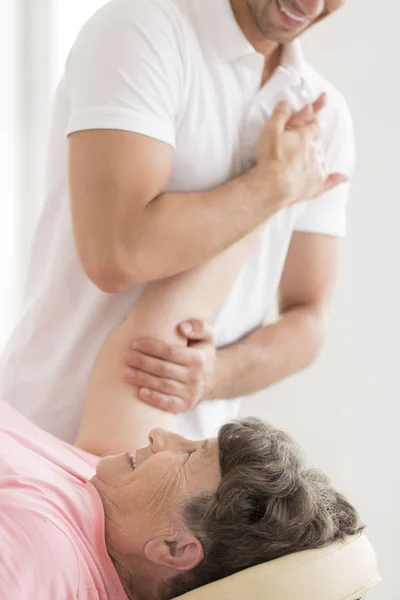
top-left (145, 534), bottom-right (204, 572)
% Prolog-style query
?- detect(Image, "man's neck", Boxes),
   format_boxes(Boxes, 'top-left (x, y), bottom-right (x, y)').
top-left (230, 0), bottom-right (283, 85)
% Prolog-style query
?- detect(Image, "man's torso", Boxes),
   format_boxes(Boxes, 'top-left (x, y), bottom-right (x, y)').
top-left (0, 0), bottom-right (352, 441)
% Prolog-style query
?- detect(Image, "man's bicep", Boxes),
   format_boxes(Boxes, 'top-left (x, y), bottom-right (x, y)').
top-left (68, 130), bottom-right (173, 291)
top-left (64, 0), bottom-right (182, 291)
top-left (278, 231), bottom-right (341, 313)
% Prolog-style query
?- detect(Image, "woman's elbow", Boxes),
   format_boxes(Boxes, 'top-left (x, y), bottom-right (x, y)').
top-left (77, 244), bottom-right (139, 293)
top-left (76, 236), bottom-right (168, 292)
top-left (306, 308), bottom-right (328, 364)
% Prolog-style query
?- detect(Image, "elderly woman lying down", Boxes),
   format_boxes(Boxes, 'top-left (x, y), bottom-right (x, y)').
top-left (0, 231), bottom-right (364, 599)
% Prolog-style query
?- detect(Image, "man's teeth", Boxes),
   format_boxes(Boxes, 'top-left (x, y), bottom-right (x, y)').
top-left (277, 0), bottom-right (306, 22)
top-left (129, 454), bottom-right (136, 470)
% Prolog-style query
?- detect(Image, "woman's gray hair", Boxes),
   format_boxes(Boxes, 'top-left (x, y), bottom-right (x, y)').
top-left (163, 418), bottom-right (364, 599)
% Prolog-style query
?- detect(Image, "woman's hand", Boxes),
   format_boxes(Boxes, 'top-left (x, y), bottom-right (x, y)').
top-left (123, 320), bottom-right (217, 414)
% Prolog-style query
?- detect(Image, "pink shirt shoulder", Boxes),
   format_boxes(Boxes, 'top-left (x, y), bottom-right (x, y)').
top-left (0, 403), bottom-right (128, 599)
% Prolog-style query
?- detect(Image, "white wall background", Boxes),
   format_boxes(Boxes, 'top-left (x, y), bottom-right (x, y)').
top-left (0, 0), bottom-right (107, 350)
top-left (1, 0), bottom-right (398, 598)
top-left (0, 0), bottom-right (23, 346)
top-left (240, 3), bottom-right (399, 599)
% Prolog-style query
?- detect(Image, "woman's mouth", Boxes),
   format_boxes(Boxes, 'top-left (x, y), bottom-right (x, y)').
top-left (125, 452), bottom-right (137, 470)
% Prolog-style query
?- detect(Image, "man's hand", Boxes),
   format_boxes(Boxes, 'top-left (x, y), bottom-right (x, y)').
top-left (121, 99), bottom-right (341, 416)
top-left (285, 92), bottom-right (327, 130)
top-left (123, 320), bottom-right (216, 414)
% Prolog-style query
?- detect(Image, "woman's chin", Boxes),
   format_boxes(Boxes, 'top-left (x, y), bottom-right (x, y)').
top-left (95, 453), bottom-right (134, 485)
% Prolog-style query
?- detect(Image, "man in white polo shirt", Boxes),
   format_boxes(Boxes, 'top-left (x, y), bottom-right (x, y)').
top-left (0, 0), bottom-right (353, 442)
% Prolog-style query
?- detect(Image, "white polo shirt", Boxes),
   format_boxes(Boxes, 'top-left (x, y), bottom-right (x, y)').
top-left (0, 0), bottom-right (355, 442)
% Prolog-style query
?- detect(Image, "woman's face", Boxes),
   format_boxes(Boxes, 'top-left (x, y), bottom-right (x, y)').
top-left (91, 429), bottom-right (220, 558)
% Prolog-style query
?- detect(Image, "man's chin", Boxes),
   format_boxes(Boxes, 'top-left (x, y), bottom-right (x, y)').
top-left (259, 24), bottom-right (306, 44)
top-left (261, 10), bottom-right (330, 44)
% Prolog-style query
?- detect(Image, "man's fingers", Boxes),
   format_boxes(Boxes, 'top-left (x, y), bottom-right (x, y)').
top-left (269, 100), bottom-right (293, 133)
top-left (178, 319), bottom-right (214, 343)
top-left (286, 93), bottom-right (327, 130)
top-left (138, 388), bottom-right (186, 414)
top-left (286, 104), bottom-right (313, 129)
top-left (129, 339), bottom-right (193, 367)
top-left (322, 172), bottom-right (349, 194)
top-left (124, 349), bottom-right (189, 382)
top-left (292, 120), bottom-right (320, 141)
top-left (124, 367), bottom-right (186, 398)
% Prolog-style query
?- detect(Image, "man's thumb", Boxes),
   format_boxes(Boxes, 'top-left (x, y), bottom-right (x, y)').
top-left (178, 320), bottom-right (214, 344)
top-left (269, 101), bottom-right (293, 133)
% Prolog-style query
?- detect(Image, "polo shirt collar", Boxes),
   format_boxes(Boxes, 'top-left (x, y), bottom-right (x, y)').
top-left (281, 39), bottom-right (306, 77)
top-left (201, 0), bottom-right (256, 61)
top-left (193, 0), bottom-right (306, 77)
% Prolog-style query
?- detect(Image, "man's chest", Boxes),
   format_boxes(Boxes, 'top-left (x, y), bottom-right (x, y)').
top-left (167, 51), bottom-right (315, 193)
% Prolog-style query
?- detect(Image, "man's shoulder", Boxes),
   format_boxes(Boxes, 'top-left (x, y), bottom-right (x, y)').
top-left (302, 62), bottom-right (354, 162)
top-left (303, 62), bottom-right (351, 123)
top-left (69, 0), bottom-right (193, 76)
top-left (301, 62), bottom-right (355, 174)
top-left (85, 0), bottom-right (191, 42)
top-left (116, 0), bottom-right (185, 23)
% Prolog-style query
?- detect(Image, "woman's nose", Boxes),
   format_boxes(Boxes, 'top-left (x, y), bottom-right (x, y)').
top-left (149, 428), bottom-right (190, 453)
top-left (148, 428), bottom-right (166, 453)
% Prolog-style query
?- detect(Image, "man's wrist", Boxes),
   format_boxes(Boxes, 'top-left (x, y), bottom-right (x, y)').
top-left (204, 348), bottom-right (230, 402)
top-left (247, 163), bottom-right (292, 212)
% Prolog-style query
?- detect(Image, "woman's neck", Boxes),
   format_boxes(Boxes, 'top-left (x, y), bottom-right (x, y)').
top-left (112, 558), bottom-right (161, 600)
top-left (112, 559), bottom-right (138, 600)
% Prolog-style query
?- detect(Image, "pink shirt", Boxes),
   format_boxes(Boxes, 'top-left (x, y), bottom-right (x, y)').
top-left (0, 403), bottom-right (128, 599)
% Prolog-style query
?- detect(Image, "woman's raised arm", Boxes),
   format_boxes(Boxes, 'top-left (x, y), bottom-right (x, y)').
top-left (75, 228), bottom-right (263, 455)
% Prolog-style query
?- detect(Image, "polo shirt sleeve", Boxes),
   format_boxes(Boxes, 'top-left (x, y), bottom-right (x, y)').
top-left (0, 505), bottom-right (79, 598)
top-left (64, 0), bottom-right (185, 148)
top-left (294, 95), bottom-right (355, 237)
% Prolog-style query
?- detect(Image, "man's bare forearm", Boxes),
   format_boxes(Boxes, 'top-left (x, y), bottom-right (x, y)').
top-left (207, 305), bottom-right (326, 400)
top-left (72, 102), bottom-right (337, 293)
top-left (117, 166), bottom-right (286, 287)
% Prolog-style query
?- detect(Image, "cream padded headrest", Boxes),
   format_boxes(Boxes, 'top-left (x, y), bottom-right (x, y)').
top-left (176, 534), bottom-right (381, 600)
